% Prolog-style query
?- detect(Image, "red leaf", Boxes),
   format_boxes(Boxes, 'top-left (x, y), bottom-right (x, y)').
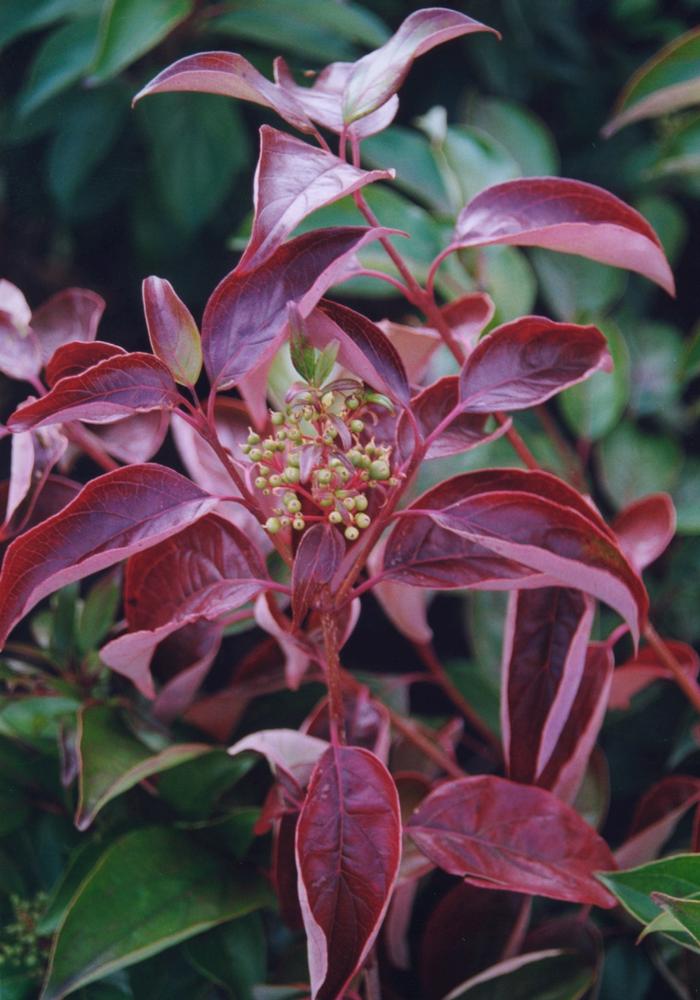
top-left (134, 51), bottom-right (316, 135)
top-left (152, 622), bottom-right (222, 723)
top-left (239, 126), bottom-right (393, 272)
top-left (302, 687), bottom-right (391, 763)
top-left (30, 288), bottom-right (105, 364)
top-left (3, 427), bottom-right (66, 529)
top-left (451, 177), bottom-right (675, 295)
top-left (202, 227), bottom-right (388, 390)
top-left (615, 775), bottom-right (700, 869)
top-left (142, 277), bottom-right (202, 386)
top-left (341, 8), bottom-right (499, 124)
top-left (0, 314), bottom-right (41, 383)
top-left (612, 493), bottom-right (676, 572)
top-left (459, 316), bottom-right (611, 412)
top-left (8, 353), bottom-right (181, 431)
top-left (442, 292), bottom-right (496, 352)
top-left (292, 523), bottom-right (345, 626)
top-left (406, 375), bottom-right (508, 460)
top-left (407, 774), bottom-right (617, 907)
top-left (45, 341), bottom-right (126, 387)
top-left (229, 728), bottom-right (328, 795)
top-left (368, 538), bottom-right (433, 644)
top-left (296, 745), bottom-right (401, 1000)
top-left (0, 464), bottom-right (217, 649)
top-left (87, 410), bottom-right (170, 465)
top-left (502, 588), bottom-right (595, 785)
top-left (609, 640), bottom-right (700, 710)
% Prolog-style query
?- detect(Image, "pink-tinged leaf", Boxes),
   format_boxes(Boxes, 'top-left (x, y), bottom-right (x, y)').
top-left (134, 51), bottom-right (316, 135)
top-left (609, 641), bottom-right (700, 710)
top-left (615, 776), bottom-right (700, 869)
top-left (3, 427), bottom-right (67, 529)
top-left (308, 299), bottom-right (409, 404)
top-left (254, 593), bottom-right (311, 691)
top-left (239, 126), bottom-right (393, 272)
top-left (538, 643), bottom-right (614, 804)
top-left (442, 293), bottom-right (496, 353)
top-left (8, 353), bottom-right (181, 431)
top-left (407, 774), bottom-right (617, 907)
top-left (459, 316), bottom-right (611, 412)
top-left (152, 622), bottom-right (222, 723)
top-left (30, 288), bottom-right (105, 364)
top-left (385, 879), bottom-right (420, 970)
top-left (0, 315), bottom-right (41, 383)
top-left (342, 8), bottom-right (499, 124)
top-left (407, 376), bottom-right (508, 460)
top-left (0, 464), bottom-right (218, 649)
top-left (172, 399), bottom-right (250, 495)
top-left (229, 728), bottom-right (328, 794)
top-left (45, 341), bottom-right (126, 387)
top-left (451, 177), bottom-right (675, 295)
top-left (0, 279), bottom-right (31, 329)
top-left (142, 277), bottom-right (202, 386)
top-left (296, 745), bottom-right (401, 1000)
top-left (302, 687), bottom-right (391, 764)
top-left (368, 538), bottom-right (433, 644)
top-left (613, 493), bottom-right (676, 572)
top-left (87, 410), bottom-right (170, 465)
top-left (291, 523), bottom-right (345, 626)
top-left (502, 588), bottom-right (595, 785)
top-left (0, 476), bottom-right (80, 557)
top-left (202, 227), bottom-right (388, 390)
top-left (603, 28), bottom-right (700, 137)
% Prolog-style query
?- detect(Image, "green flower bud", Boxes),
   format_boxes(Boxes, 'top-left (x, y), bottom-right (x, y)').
top-left (369, 459), bottom-right (391, 481)
top-left (264, 517), bottom-right (281, 534)
top-left (284, 466), bottom-right (300, 484)
top-left (355, 512), bottom-right (371, 529)
top-left (344, 526), bottom-right (359, 541)
top-left (254, 476), bottom-right (267, 490)
top-left (269, 474), bottom-right (282, 487)
top-left (349, 418), bottom-right (364, 434)
top-left (285, 497), bottom-right (302, 514)
top-left (247, 432), bottom-right (261, 445)
top-left (329, 510), bottom-right (342, 524)
top-left (317, 468), bottom-right (332, 485)
top-left (292, 517), bottom-right (305, 531)
top-left (342, 497), bottom-right (356, 511)
top-left (354, 494), bottom-right (368, 512)
top-left (271, 411), bottom-right (284, 425)
top-left (249, 448), bottom-right (263, 462)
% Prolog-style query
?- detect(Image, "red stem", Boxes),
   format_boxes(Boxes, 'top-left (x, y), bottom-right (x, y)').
top-left (322, 611), bottom-right (346, 745)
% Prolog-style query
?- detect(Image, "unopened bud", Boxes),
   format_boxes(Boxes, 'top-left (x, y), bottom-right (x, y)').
top-left (264, 517), bottom-right (281, 534)
top-left (344, 526), bottom-right (359, 541)
top-left (369, 459), bottom-right (391, 481)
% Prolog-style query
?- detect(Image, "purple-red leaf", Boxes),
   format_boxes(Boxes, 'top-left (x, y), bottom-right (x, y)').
top-left (407, 774), bottom-right (617, 907)
top-left (502, 588), bottom-right (595, 785)
top-left (613, 493), bottom-right (676, 572)
top-left (342, 8), bottom-right (499, 123)
top-left (89, 411), bottom-right (170, 465)
top-left (239, 126), bottom-right (393, 272)
top-left (0, 279), bottom-right (31, 329)
top-left (451, 177), bottom-right (675, 295)
top-left (609, 641), bottom-right (700, 710)
top-left (30, 288), bottom-right (105, 364)
top-left (229, 728), bottom-right (328, 794)
top-left (45, 341), bottom-right (126, 387)
top-left (142, 277), bottom-right (202, 386)
top-left (407, 376), bottom-right (508, 460)
top-left (291, 523), bottom-right (345, 626)
top-left (8, 353), bottom-right (181, 431)
top-left (615, 776), bottom-right (700, 869)
top-left (134, 51), bottom-right (316, 135)
top-left (296, 745), bottom-right (401, 1000)
top-left (459, 316), bottom-right (611, 413)
top-left (202, 227), bottom-right (387, 390)
top-left (0, 315), bottom-right (41, 383)
top-left (368, 538), bottom-right (433, 644)
top-left (0, 464), bottom-right (217, 649)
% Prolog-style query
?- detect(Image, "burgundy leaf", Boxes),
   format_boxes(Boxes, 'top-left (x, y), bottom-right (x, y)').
top-left (0, 314), bottom-right (41, 383)
top-left (442, 292), bottom-right (496, 352)
top-left (502, 588), bottom-right (595, 785)
top-left (368, 538), bottom-right (433, 644)
top-left (152, 622), bottom-right (222, 722)
top-left (613, 493), bottom-right (676, 572)
top-left (407, 376), bottom-right (508, 460)
top-left (296, 745), bottom-right (401, 999)
top-left (615, 775), bottom-right (700, 869)
top-left (3, 427), bottom-right (67, 529)
top-left (30, 288), bottom-right (105, 364)
top-left (86, 410), bottom-right (170, 465)
top-left (239, 126), bottom-right (393, 272)
top-left (254, 592), bottom-right (312, 691)
top-left (45, 341), bottom-right (126, 387)
top-left (8, 353), bottom-right (181, 431)
top-left (342, 8), bottom-right (499, 124)
top-left (229, 728), bottom-right (328, 794)
top-left (0, 464), bottom-right (217, 649)
top-left (609, 640), bottom-right (700, 710)
top-left (302, 687), bottom-right (391, 763)
top-left (309, 299), bottom-right (409, 404)
top-left (134, 51), bottom-right (316, 135)
top-left (458, 316), bottom-right (611, 412)
top-left (142, 277), bottom-right (202, 386)
top-left (202, 227), bottom-right (388, 390)
top-left (451, 177), bottom-right (675, 295)
top-left (407, 774), bottom-right (617, 907)
top-left (291, 523), bottom-right (345, 626)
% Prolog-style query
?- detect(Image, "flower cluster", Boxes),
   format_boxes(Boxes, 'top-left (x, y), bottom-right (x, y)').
top-left (242, 378), bottom-right (397, 541)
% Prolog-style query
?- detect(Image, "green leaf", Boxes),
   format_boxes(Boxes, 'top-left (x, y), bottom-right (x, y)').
top-left (156, 750), bottom-right (254, 819)
top-left (0, 696), bottom-right (79, 747)
top-left (682, 320), bottom-right (700, 380)
top-left (139, 93), bottom-right (249, 235)
top-left (444, 949), bottom-right (595, 1000)
top-left (40, 827), bottom-right (272, 999)
top-left (0, 777), bottom-right (30, 835)
top-left (185, 912), bottom-right (266, 996)
top-left (441, 125), bottom-right (521, 207)
top-left (76, 705), bottom-right (210, 830)
top-left (39, 838), bottom-right (111, 936)
top-left (475, 246), bottom-right (537, 324)
top-left (90, 0), bottom-right (193, 83)
top-left (0, 0), bottom-right (92, 51)
top-left (673, 459), bottom-right (700, 534)
top-left (445, 659), bottom-right (501, 737)
top-left (362, 125), bottom-right (452, 214)
top-left (16, 16), bottom-right (101, 117)
top-left (597, 854), bottom-right (700, 953)
top-left (530, 250), bottom-right (626, 323)
top-left (78, 574), bottom-right (121, 655)
top-left (559, 320), bottom-right (629, 441)
top-left (650, 892), bottom-right (700, 945)
top-left (598, 422), bottom-right (682, 508)
top-left (468, 96), bottom-right (560, 177)
top-left (626, 320), bottom-right (684, 418)
top-left (634, 194), bottom-right (687, 267)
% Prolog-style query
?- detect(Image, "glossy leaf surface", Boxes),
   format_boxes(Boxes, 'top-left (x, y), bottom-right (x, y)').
top-left (612, 493), bottom-right (676, 572)
top-left (31, 287), bottom-right (105, 364)
top-left (142, 276), bottom-right (202, 386)
top-left (291, 523), bottom-right (345, 625)
top-left (45, 341), bottom-right (126, 386)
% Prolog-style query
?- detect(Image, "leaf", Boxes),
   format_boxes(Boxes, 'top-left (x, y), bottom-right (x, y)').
top-left (470, 96), bottom-right (560, 177)
top-left (75, 704), bottom-right (209, 829)
top-left (15, 16), bottom-right (101, 117)
top-left (0, 315), bottom-right (41, 383)
top-left (239, 125), bottom-right (392, 272)
top-left (0, 464), bottom-right (217, 649)
top-left (609, 640), bottom-right (700, 711)
top-left (229, 729), bottom-right (328, 795)
top-left (90, 0), bottom-right (193, 83)
top-left (407, 775), bottom-right (617, 907)
top-left (8, 353), bottom-right (181, 430)
top-left (599, 424), bottom-right (682, 509)
top-left (362, 125), bottom-right (452, 213)
top-left (604, 28), bottom-right (700, 136)
top-left (40, 826), bottom-right (272, 999)
top-left (612, 494), bottom-right (676, 572)
top-left (90, 410), bottom-right (170, 465)
top-left (405, 376), bottom-right (507, 460)
top-left (502, 588), bottom-right (595, 785)
top-left (202, 226), bottom-right (387, 390)
top-left (184, 913), bottom-right (266, 997)
top-left (45, 341), bottom-right (126, 387)
top-left (32, 288), bottom-right (105, 365)
top-left (443, 949), bottom-right (595, 1000)
top-left (134, 51), bottom-right (316, 136)
top-left (295, 745), bottom-right (401, 1000)
top-left (615, 776), bottom-right (700, 870)
top-left (142, 277), bottom-right (202, 386)
top-left (0, 0), bottom-right (90, 52)
top-left (291, 524), bottom-right (345, 626)
top-left (558, 319), bottom-right (629, 442)
top-left (0, 278), bottom-right (31, 328)
top-left (341, 8), bottom-right (499, 124)
top-left (458, 316), bottom-right (611, 413)
top-left (450, 177), bottom-right (675, 296)
top-left (650, 894), bottom-right (700, 947)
